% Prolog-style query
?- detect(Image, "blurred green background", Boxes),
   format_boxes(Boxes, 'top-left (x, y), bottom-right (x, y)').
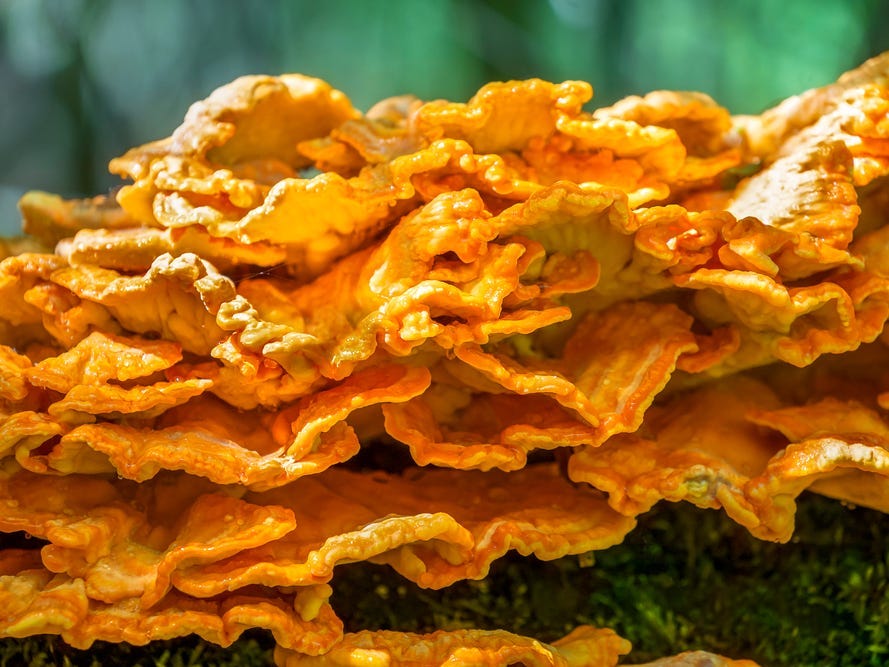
top-left (1, 0), bottom-right (889, 236)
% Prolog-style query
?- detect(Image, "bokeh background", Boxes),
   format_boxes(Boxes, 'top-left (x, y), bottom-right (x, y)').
top-left (1, 0), bottom-right (889, 236)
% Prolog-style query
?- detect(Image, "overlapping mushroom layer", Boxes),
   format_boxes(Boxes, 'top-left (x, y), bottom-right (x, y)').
top-left (4, 53), bottom-right (889, 665)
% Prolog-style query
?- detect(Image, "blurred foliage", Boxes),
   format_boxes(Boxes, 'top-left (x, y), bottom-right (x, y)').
top-left (1, 0), bottom-right (889, 234)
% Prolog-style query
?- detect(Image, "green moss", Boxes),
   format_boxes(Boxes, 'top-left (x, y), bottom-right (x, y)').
top-left (326, 494), bottom-right (889, 666)
top-left (4, 494), bottom-right (888, 666)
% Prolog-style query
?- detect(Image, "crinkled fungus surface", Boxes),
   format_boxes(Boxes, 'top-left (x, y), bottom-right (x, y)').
top-left (4, 54), bottom-right (889, 666)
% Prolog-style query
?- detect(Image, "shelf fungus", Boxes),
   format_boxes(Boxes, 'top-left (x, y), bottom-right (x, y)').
top-left (4, 52), bottom-right (889, 666)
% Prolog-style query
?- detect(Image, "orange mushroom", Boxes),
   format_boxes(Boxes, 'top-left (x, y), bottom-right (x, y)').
top-left (5, 52), bottom-right (889, 667)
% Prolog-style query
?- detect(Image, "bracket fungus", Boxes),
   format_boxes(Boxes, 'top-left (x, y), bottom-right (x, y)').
top-left (5, 52), bottom-right (889, 666)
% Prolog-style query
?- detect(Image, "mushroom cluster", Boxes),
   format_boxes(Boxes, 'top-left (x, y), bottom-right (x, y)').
top-left (2, 53), bottom-right (889, 666)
